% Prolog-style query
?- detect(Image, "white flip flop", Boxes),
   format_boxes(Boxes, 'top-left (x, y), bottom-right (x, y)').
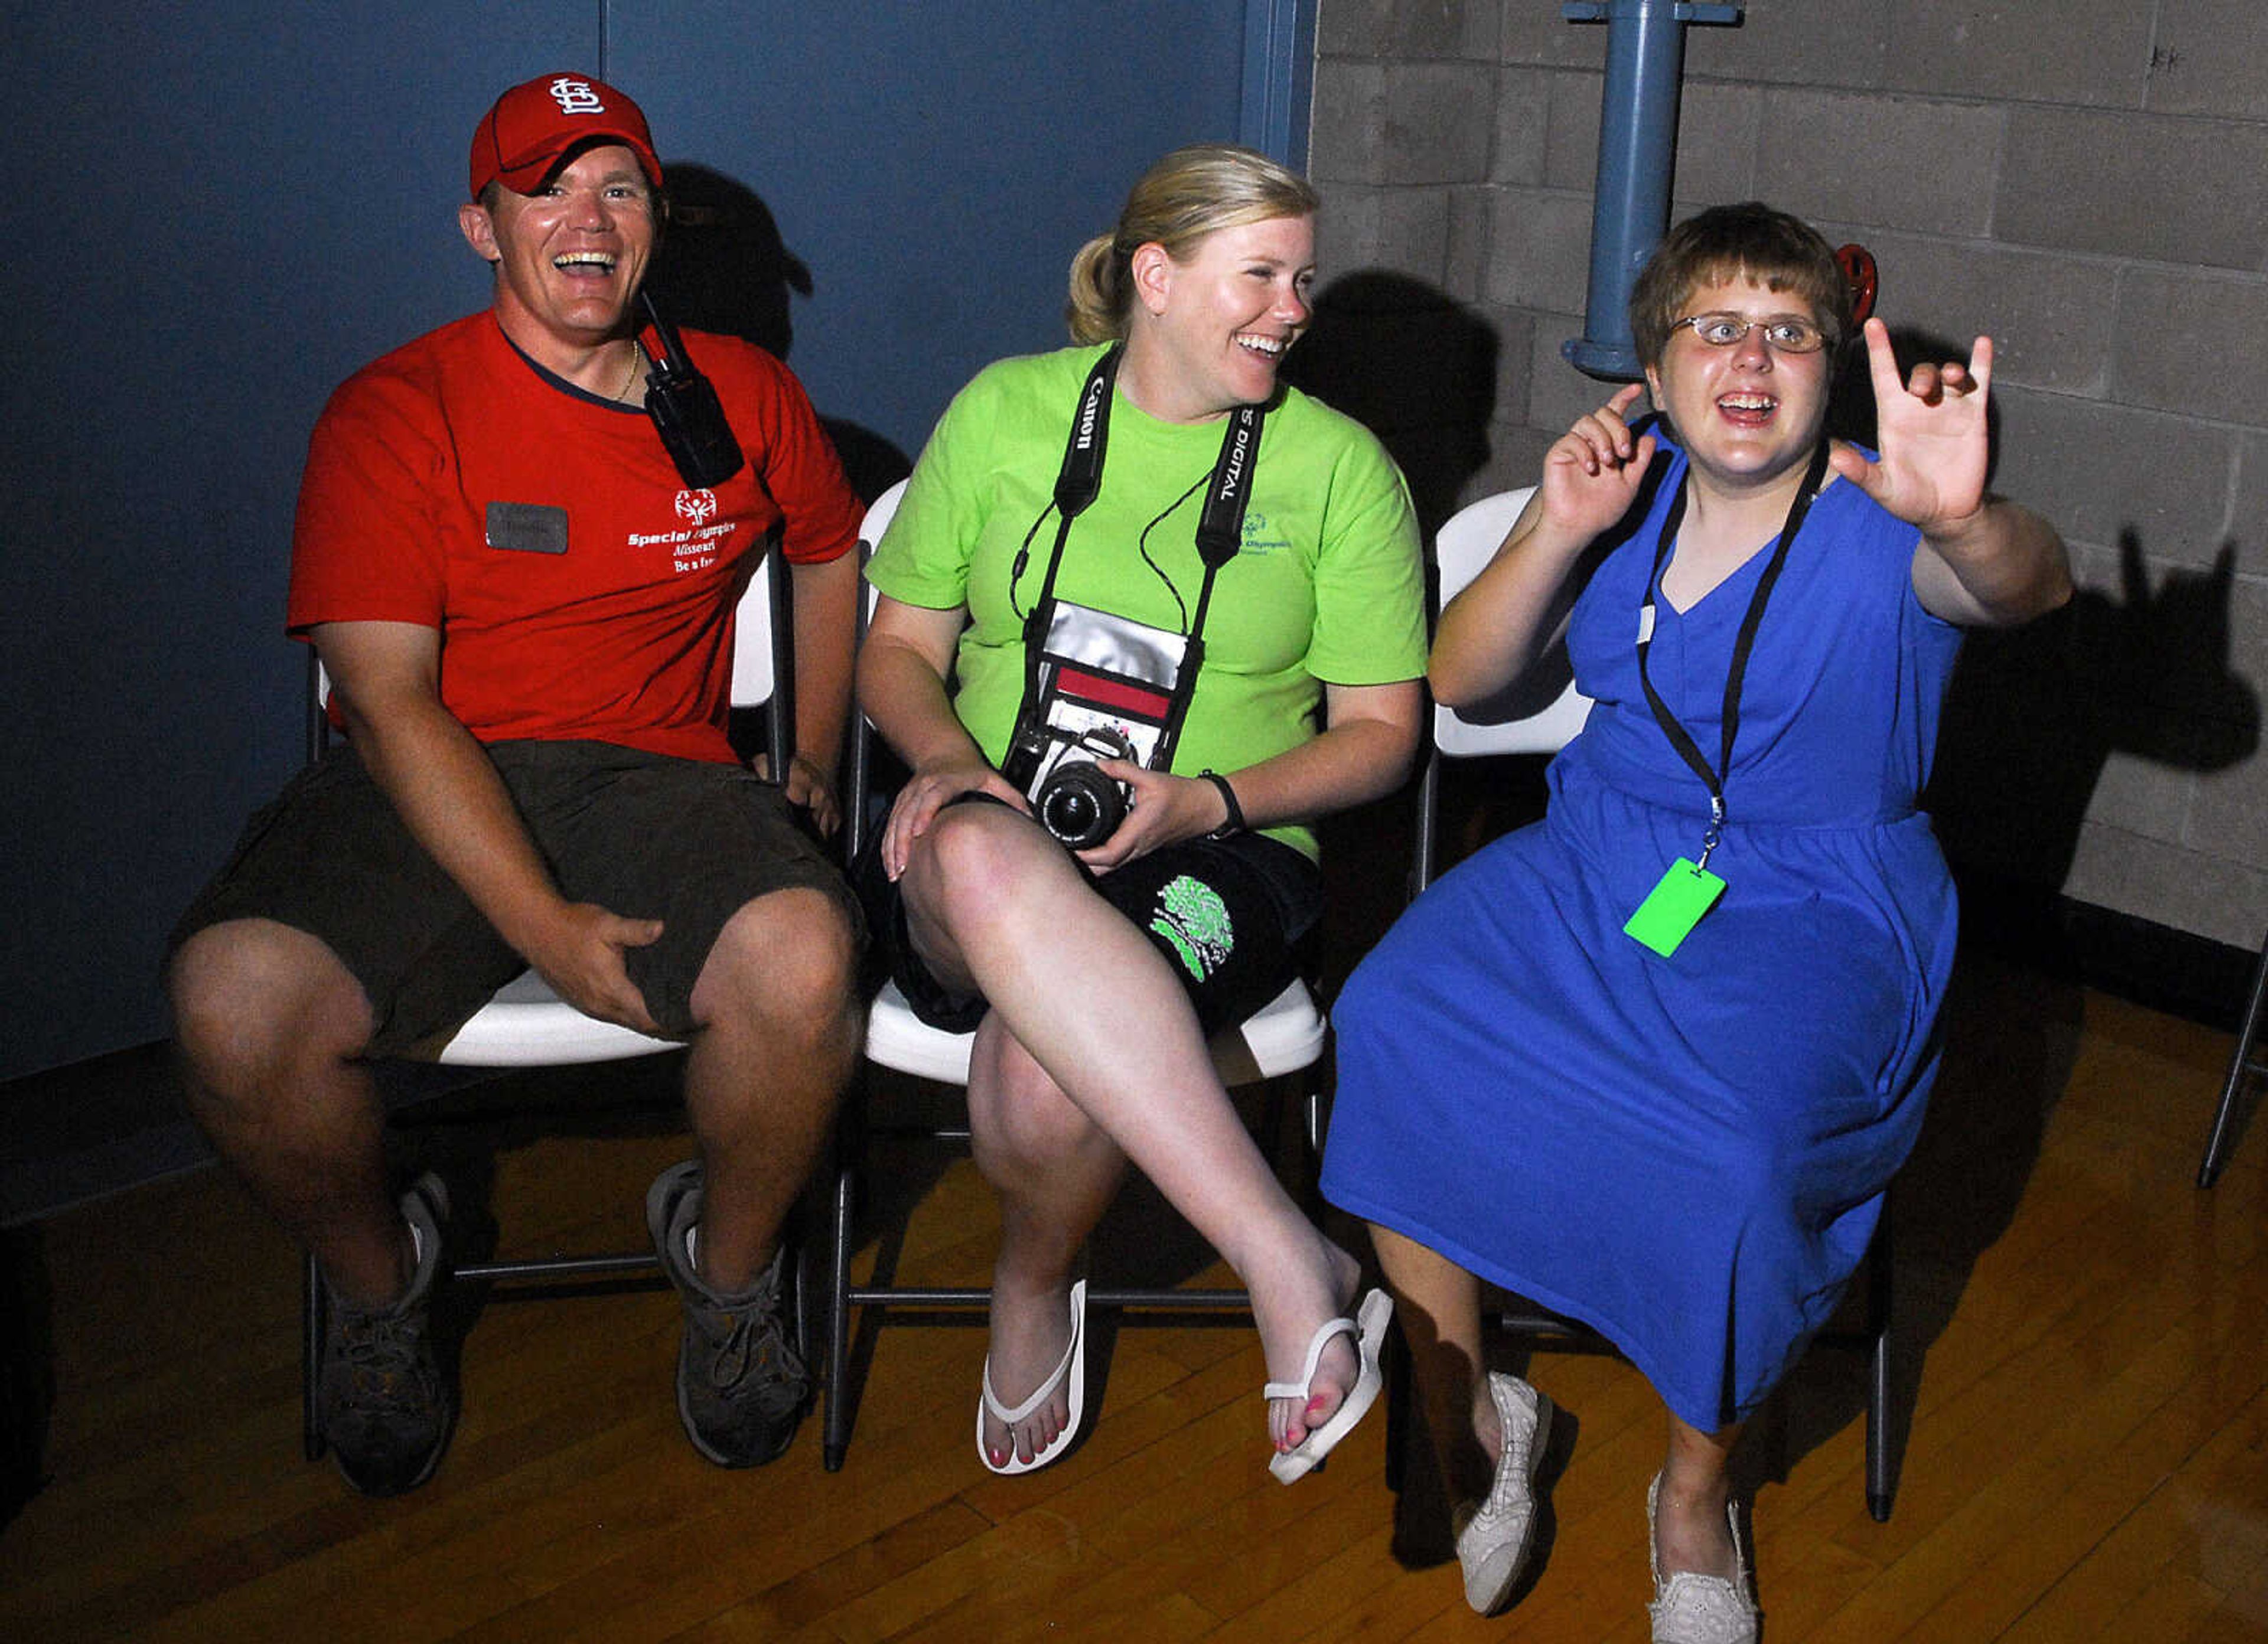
top-left (1266, 1286), bottom-right (1393, 1483)
top-left (976, 1278), bottom-right (1089, 1476)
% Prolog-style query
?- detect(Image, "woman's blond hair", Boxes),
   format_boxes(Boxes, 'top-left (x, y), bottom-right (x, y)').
top-left (1065, 143), bottom-right (1319, 344)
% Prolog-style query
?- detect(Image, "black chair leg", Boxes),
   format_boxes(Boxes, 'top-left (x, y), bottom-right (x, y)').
top-left (301, 1251), bottom-right (327, 1462)
top-left (1383, 1316), bottom-right (1412, 1496)
top-left (2200, 932), bottom-right (2268, 1188)
top-left (1863, 1210), bottom-right (1894, 1522)
top-left (823, 1155), bottom-right (856, 1472)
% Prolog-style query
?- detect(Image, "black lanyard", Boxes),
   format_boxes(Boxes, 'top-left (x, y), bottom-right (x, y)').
top-left (1018, 347), bottom-right (1266, 764)
top-left (1635, 438), bottom-right (1831, 866)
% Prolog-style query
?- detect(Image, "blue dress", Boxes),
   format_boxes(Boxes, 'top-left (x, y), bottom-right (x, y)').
top-left (1321, 435), bottom-right (1966, 1430)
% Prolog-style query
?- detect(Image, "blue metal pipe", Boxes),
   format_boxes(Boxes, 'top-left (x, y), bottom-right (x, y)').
top-left (1561, 1), bottom-right (1741, 381)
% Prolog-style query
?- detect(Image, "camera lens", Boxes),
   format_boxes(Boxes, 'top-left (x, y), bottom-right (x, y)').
top-left (1037, 764), bottom-right (1125, 850)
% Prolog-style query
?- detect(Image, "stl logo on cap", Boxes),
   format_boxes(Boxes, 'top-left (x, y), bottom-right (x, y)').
top-left (469, 71), bottom-right (663, 200)
top-left (549, 77), bottom-right (606, 116)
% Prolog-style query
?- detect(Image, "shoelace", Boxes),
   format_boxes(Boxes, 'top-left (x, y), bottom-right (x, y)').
top-left (699, 1296), bottom-right (805, 1398)
top-left (334, 1310), bottom-right (434, 1411)
top-left (1483, 1384), bottom-right (1535, 1513)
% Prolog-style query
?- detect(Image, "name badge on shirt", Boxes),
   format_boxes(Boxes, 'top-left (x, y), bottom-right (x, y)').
top-left (485, 501), bottom-right (568, 554)
top-left (1624, 857), bottom-right (1725, 957)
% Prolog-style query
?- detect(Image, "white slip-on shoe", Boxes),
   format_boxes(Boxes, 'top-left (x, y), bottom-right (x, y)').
top-left (1451, 1371), bottom-right (1555, 1614)
top-left (1647, 1471), bottom-right (1760, 1644)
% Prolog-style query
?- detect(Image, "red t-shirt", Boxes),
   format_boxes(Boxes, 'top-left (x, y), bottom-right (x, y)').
top-left (286, 311), bottom-right (861, 764)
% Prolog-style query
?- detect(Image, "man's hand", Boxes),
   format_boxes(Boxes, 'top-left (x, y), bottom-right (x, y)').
top-left (523, 902), bottom-right (666, 1034)
top-left (755, 751), bottom-right (842, 838)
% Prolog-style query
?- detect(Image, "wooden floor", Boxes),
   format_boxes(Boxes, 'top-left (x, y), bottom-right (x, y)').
top-left (2, 945), bottom-right (2264, 1642)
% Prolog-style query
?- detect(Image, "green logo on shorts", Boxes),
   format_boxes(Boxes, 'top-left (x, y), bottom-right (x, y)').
top-left (1151, 875), bottom-right (1233, 982)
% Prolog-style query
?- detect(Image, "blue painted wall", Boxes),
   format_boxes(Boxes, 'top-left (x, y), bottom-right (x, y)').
top-left (1, 1), bottom-right (1312, 1081)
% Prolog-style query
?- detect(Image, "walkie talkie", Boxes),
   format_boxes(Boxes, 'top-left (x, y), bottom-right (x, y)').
top-left (638, 289), bottom-right (745, 488)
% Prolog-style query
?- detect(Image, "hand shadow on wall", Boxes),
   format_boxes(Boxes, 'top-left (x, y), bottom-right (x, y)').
top-left (645, 163), bottom-right (911, 506)
top-left (1931, 538), bottom-right (2257, 901)
top-left (1836, 324), bottom-right (2259, 905)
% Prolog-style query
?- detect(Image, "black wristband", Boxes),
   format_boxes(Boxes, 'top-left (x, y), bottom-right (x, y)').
top-left (1199, 769), bottom-right (1245, 839)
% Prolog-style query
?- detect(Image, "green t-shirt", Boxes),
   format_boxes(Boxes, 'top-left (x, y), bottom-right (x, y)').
top-left (867, 344), bottom-right (1428, 859)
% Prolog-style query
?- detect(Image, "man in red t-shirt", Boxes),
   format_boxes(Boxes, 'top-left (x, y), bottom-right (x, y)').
top-left (167, 73), bottom-right (866, 1494)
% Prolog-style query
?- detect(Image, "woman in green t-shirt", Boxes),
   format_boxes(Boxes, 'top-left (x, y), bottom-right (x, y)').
top-left (858, 145), bottom-right (1426, 1481)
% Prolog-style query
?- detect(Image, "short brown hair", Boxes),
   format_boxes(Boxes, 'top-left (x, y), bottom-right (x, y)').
top-left (1628, 202), bottom-right (1852, 369)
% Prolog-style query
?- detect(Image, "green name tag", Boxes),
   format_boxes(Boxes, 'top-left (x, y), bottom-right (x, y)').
top-left (1624, 857), bottom-right (1726, 957)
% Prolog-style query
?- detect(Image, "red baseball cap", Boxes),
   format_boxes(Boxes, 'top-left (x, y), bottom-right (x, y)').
top-left (468, 72), bottom-right (663, 200)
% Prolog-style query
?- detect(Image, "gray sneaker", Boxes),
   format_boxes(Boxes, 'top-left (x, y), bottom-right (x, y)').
top-left (318, 1173), bottom-right (454, 1497)
top-left (645, 1160), bottom-right (808, 1468)
top-left (1452, 1371), bottom-right (1554, 1614)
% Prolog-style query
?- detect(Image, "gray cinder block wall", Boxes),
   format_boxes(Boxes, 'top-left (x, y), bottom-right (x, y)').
top-left (1307, 0), bottom-right (2268, 956)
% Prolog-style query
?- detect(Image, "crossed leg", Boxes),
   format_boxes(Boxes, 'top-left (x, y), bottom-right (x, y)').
top-left (901, 801), bottom-right (1362, 1459)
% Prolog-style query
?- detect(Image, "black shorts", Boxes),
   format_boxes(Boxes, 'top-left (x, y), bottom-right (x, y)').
top-left (170, 740), bottom-right (863, 1056)
top-left (856, 794), bottom-right (1322, 1037)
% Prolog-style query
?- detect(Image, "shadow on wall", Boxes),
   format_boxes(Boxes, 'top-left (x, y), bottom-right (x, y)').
top-left (1284, 273), bottom-right (1501, 994)
top-left (646, 162), bottom-right (911, 505)
top-left (1832, 326), bottom-right (2260, 949)
top-left (1282, 271), bottom-right (1500, 543)
top-left (1931, 536), bottom-right (2257, 905)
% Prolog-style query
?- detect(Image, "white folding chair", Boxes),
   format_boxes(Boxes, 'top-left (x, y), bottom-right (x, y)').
top-left (821, 479), bottom-right (1331, 1470)
top-left (301, 548), bottom-right (797, 1462)
top-left (1386, 487), bottom-right (1898, 1521)
top-left (1411, 486), bottom-right (1591, 894)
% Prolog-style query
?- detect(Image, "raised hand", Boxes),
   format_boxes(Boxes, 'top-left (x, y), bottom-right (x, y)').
top-left (1540, 383), bottom-right (1660, 544)
top-left (1829, 317), bottom-right (1992, 537)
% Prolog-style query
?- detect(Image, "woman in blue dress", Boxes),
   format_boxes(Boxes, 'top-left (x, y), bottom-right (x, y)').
top-left (1320, 204), bottom-right (2069, 1639)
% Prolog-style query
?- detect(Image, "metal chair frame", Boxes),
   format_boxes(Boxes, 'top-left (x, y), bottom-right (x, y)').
top-left (2199, 932), bottom-right (2268, 1188)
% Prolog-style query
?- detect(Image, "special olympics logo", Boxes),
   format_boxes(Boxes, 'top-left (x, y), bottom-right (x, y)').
top-left (675, 490), bottom-right (719, 527)
top-left (549, 77), bottom-right (605, 115)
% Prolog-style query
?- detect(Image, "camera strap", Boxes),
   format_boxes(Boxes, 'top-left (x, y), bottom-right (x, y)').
top-left (1019, 347), bottom-right (1267, 771)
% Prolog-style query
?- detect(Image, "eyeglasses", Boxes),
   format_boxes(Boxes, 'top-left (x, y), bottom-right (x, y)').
top-left (1669, 312), bottom-right (1829, 354)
